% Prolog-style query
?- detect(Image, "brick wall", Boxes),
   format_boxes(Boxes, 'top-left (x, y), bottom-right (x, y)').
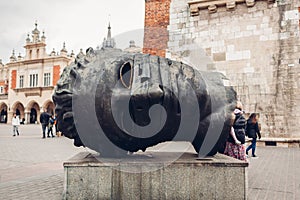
top-left (11, 70), bottom-right (16, 89)
top-left (53, 65), bottom-right (60, 86)
top-left (143, 0), bottom-right (171, 57)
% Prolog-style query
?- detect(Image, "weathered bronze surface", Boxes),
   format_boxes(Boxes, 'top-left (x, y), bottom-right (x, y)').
top-left (53, 48), bottom-right (236, 157)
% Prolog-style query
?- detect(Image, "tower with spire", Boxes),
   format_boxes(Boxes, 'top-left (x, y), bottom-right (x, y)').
top-left (60, 42), bottom-right (68, 56)
top-left (9, 50), bottom-right (17, 62)
top-left (24, 22), bottom-right (46, 60)
top-left (102, 23), bottom-right (116, 49)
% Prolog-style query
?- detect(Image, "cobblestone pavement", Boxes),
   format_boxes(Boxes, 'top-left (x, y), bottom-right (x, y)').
top-left (0, 124), bottom-right (299, 199)
top-left (0, 124), bottom-right (85, 200)
top-left (247, 146), bottom-right (300, 200)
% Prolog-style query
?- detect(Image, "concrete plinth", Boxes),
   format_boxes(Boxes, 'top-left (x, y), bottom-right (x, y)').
top-left (63, 152), bottom-right (248, 200)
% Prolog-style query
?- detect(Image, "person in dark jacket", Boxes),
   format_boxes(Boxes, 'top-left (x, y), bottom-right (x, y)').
top-left (47, 115), bottom-right (55, 138)
top-left (40, 109), bottom-right (51, 139)
top-left (246, 113), bottom-right (261, 157)
top-left (224, 101), bottom-right (247, 161)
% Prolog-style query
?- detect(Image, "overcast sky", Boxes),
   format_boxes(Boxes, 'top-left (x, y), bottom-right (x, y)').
top-left (0, 0), bottom-right (145, 63)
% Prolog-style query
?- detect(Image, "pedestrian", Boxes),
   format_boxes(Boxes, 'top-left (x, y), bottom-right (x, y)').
top-left (246, 113), bottom-right (261, 158)
top-left (40, 109), bottom-right (50, 138)
top-left (53, 114), bottom-right (58, 135)
top-left (54, 113), bottom-right (63, 136)
top-left (47, 115), bottom-right (55, 138)
top-left (224, 101), bottom-right (247, 161)
top-left (12, 113), bottom-right (20, 136)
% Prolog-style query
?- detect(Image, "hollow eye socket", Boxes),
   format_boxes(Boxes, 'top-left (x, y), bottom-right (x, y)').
top-left (119, 61), bottom-right (133, 89)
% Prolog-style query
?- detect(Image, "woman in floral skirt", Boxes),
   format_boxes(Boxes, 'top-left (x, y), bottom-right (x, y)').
top-left (224, 102), bottom-right (247, 161)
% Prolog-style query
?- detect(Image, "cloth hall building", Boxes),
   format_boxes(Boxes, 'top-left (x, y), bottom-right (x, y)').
top-left (0, 23), bottom-right (74, 124)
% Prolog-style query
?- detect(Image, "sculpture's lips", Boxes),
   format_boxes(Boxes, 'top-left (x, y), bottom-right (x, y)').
top-left (55, 89), bottom-right (72, 95)
top-left (52, 93), bottom-right (72, 107)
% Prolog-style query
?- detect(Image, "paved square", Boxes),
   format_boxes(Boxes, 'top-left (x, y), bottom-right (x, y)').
top-left (0, 124), bottom-right (299, 199)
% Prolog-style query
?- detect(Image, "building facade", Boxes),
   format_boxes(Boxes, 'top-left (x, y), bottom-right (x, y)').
top-left (0, 23), bottom-right (74, 124)
top-left (0, 22), bottom-right (141, 125)
top-left (143, 0), bottom-right (300, 138)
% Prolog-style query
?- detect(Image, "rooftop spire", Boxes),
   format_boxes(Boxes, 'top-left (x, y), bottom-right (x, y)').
top-left (50, 48), bottom-right (56, 56)
top-left (107, 22), bottom-right (111, 39)
top-left (32, 21), bottom-right (40, 43)
top-left (60, 42), bottom-right (68, 56)
top-left (32, 21), bottom-right (40, 34)
top-left (61, 42), bottom-right (67, 52)
top-left (102, 22), bottom-right (116, 49)
top-left (70, 50), bottom-right (75, 57)
top-left (10, 49), bottom-right (17, 62)
top-left (77, 48), bottom-right (85, 59)
top-left (41, 30), bottom-right (46, 42)
top-left (26, 33), bottom-right (31, 43)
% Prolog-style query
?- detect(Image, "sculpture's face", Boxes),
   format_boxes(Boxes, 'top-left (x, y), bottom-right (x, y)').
top-left (53, 48), bottom-right (236, 157)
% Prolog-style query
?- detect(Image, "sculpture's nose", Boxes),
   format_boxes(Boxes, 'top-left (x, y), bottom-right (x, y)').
top-left (130, 83), bottom-right (164, 126)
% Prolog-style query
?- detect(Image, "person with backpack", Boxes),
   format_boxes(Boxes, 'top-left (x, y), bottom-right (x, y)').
top-left (47, 115), bottom-right (55, 138)
top-left (246, 113), bottom-right (261, 158)
top-left (224, 101), bottom-right (247, 161)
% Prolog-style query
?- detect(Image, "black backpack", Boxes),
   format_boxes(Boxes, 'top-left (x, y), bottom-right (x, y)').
top-left (233, 114), bottom-right (246, 144)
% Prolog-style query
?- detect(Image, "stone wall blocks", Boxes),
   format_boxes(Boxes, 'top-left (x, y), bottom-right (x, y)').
top-left (262, 16), bottom-right (270, 23)
top-left (243, 31), bottom-right (253, 37)
top-left (170, 13), bottom-right (177, 20)
top-left (263, 28), bottom-right (273, 35)
top-left (260, 23), bottom-right (269, 29)
top-left (247, 5), bottom-right (258, 12)
top-left (247, 25), bottom-right (257, 31)
top-left (253, 10), bottom-right (264, 17)
top-left (198, 20), bottom-right (209, 26)
top-left (269, 34), bottom-right (279, 41)
top-left (279, 32), bottom-right (291, 40)
top-left (253, 30), bottom-right (262, 35)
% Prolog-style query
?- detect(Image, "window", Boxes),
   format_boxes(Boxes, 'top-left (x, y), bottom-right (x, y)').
top-left (0, 86), bottom-right (3, 94)
top-left (19, 75), bottom-right (24, 88)
top-left (44, 73), bottom-right (51, 86)
top-left (29, 74), bottom-right (38, 87)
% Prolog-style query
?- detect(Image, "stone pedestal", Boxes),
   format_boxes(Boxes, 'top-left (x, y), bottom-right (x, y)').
top-left (63, 152), bottom-right (248, 200)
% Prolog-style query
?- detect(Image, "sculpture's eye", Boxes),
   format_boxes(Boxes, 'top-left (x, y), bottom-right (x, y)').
top-left (119, 61), bottom-right (133, 89)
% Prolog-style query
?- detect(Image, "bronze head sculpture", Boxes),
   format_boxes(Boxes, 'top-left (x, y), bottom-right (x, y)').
top-left (53, 47), bottom-right (236, 157)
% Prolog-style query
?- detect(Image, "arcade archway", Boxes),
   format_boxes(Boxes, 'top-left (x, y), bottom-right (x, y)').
top-left (12, 101), bottom-right (25, 120)
top-left (0, 103), bottom-right (8, 123)
top-left (26, 101), bottom-right (40, 124)
top-left (43, 100), bottom-right (55, 115)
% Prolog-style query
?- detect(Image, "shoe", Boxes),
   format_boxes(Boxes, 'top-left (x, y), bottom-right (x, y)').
top-left (252, 155), bottom-right (258, 158)
top-left (52, 135), bottom-right (55, 138)
top-left (13, 134), bottom-right (16, 137)
top-left (47, 135), bottom-right (50, 138)
top-left (42, 136), bottom-right (46, 139)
